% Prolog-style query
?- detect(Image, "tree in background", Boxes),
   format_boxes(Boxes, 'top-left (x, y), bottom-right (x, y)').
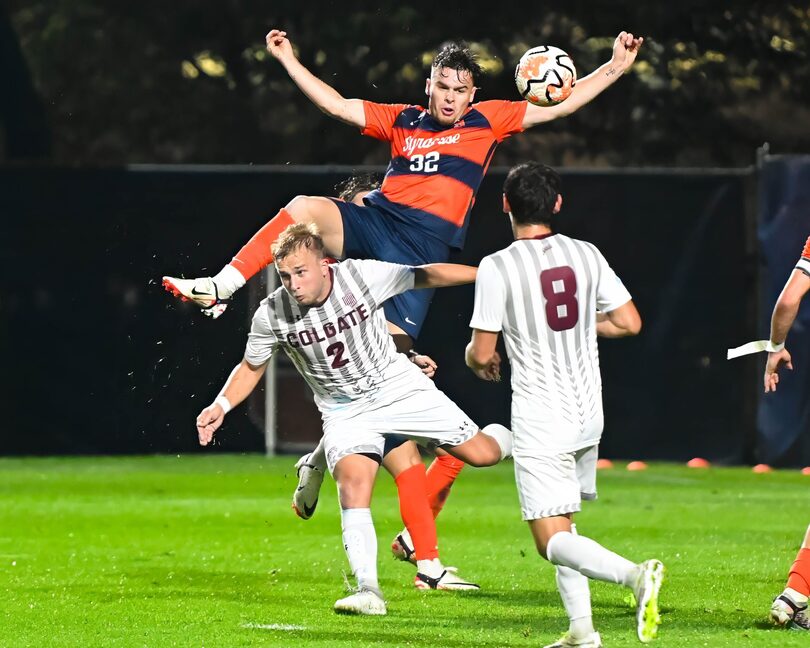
top-left (4, 1), bottom-right (810, 166)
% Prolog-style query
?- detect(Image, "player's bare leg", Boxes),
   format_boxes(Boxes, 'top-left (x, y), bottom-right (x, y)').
top-left (332, 453), bottom-right (387, 615)
top-left (162, 195), bottom-right (344, 317)
top-left (770, 524), bottom-right (810, 629)
top-left (532, 515), bottom-right (664, 644)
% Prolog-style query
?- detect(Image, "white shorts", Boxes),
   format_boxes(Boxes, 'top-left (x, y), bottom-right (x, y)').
top-left (513, 445), bottom-right (599, 521)
top-left (321, 383), bottom-right (478, 474)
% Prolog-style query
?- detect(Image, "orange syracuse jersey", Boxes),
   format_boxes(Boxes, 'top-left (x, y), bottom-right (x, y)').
top-left (360, 100), bottom-right (527, 249)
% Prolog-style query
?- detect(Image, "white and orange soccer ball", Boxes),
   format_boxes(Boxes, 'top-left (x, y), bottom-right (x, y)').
top-left (514, 46), bottom-right (577, 107)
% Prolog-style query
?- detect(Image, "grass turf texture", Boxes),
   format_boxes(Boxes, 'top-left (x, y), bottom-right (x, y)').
top-left (1, 456), bottom-right (807, 647)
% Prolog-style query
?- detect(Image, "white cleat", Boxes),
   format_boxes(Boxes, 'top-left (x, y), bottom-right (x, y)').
top-left (543, 631), bottom-right (603, 648)
top-left (414, 566), bottom-right (480, 591)
top-left (391, 529), bottom-right (417, 565)
top-left (333, 588), bottom-right (387, 615)
top-left (291, 453), bottom-right (324, 520)
top-left (634, 559), bottom-right (665, 643)
top-left (770, 592), bottom-right (808, 626)
top-left (162, 276), bottom-right (231, 318)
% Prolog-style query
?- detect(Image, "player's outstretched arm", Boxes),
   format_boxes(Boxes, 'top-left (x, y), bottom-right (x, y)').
top-left (522, 31), bottom-right (643, 128)
top-left (596, 300), bottom-right (642, 338)
top-left (265, 29), bottom-right (366, 128)
top-left (764, 269), bottom-right (810, 393)
top-left (197, 359), bottom-right (268, 446)
top-left (413, 263), bottom-right (477, 289)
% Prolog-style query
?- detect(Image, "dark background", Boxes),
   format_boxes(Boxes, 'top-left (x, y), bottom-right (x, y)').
top-left (1, 2), bottom-right (809, 463)
top-left (0, 165), bottom-right (762, 462)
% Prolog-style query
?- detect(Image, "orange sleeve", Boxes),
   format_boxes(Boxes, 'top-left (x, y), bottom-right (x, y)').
top-left (474, 100), bottom-right (528, 142)
top-left (802, 235), bottom-right (810, 260)
top-left (361, 101), bottom-right (409, 141)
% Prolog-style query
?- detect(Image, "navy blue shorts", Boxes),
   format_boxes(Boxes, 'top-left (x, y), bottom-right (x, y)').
top-left (330, 198), bottom-right (450, 339)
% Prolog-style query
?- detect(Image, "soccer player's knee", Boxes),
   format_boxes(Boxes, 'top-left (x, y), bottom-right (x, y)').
top-left (336, 475), bottom-right (373, 508)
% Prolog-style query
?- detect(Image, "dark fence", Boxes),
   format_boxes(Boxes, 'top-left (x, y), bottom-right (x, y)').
top-left (1, 164), bottom-right (773, 462)
top-left (756, 154), bottom-right (810, 465)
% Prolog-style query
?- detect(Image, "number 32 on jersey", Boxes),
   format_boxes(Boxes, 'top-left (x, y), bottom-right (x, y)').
top-left (409, 152), bottom-right (439, 172)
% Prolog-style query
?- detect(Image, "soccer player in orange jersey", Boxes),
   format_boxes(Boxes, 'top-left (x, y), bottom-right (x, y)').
top-left (164, 28), bottom-right (643, 349)
top-left (766, 236), bottom-right (810, 631)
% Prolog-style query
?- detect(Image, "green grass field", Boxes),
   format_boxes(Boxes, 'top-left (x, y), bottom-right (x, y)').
top-left (1, 455), bottom-right (807, 647)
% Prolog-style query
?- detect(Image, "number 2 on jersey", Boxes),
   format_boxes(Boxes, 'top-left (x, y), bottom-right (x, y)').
top-left (540, 266), bottom-right (579, 331)
top-left (326, 341), bottom-right (349, 369)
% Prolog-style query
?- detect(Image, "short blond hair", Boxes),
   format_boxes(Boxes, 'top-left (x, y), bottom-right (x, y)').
top-left (272, 222), bottom-right (326, 262)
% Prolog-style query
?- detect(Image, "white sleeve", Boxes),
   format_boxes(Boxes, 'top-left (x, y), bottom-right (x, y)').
top-left (349, 259), bottom-right (415, 304)
top-left (469, 256), bottom-right (507, 332)
top-left (594, 248), bottom-right (632, 312)
top-left (244, 303), bottom-right (279, 367)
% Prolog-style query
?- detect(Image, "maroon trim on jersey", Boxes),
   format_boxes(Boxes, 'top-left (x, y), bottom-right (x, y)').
top-left (517, 232), bottom-right (555, 241)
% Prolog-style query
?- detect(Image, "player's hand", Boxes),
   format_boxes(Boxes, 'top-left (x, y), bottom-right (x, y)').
top-left (409, 353), bottom-right (438, 379)
top-left (474, 351), bottom-right (502, 382)
top-left (610, 31), bottom-right (644, 72)
top-left (265, 29), bottom-right (295, 61)
top-left (764, 348), bottom-right (792, 393)
top-left (197, 403), bottom-right (225, 446)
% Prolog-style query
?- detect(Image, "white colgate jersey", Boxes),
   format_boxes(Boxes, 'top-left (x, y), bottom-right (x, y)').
top-left (245, 259), bottom-right (418, 412)
top-left (469, 234), bottom-right (631, 454)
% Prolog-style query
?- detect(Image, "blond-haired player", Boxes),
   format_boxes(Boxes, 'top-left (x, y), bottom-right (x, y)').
top-left (195, 223), bottom-right (513, 614)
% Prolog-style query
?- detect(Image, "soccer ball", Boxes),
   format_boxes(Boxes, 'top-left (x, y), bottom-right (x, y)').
top-left (515, 46), bottom-right (577, 107)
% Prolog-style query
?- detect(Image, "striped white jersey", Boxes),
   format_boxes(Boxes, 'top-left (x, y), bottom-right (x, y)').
top-left (245, 259), bottom-right (419, 412)
top-left (469, 234), bottom-right (631, 454)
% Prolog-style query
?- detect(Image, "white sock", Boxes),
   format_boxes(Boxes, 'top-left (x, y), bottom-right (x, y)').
top-left (546, 530), bottom-right (637, 588)
top-left (308, 439), bottom-right (327, 472)
top-left (212, 264), bottom-right (246, 295)
top-left (556, 565), bottom-right (593, 638)
top-left (340, 508), bottom-right (379, 593)
top-left (482, 423), bottom-right (512, 460)
top-left (416, 557), bottom-right (445, 579)
top-left (785, 587), bottom-right (809, 604)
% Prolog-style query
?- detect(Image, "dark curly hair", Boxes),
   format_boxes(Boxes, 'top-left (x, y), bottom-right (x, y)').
top-left (503, 162), bottom-right (562, 226)
top-left (431, 42), bottom-right (482, 83)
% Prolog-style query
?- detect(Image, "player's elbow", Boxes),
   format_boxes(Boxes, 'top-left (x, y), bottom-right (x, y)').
top-left (626, 314), bottom-right (642, 336)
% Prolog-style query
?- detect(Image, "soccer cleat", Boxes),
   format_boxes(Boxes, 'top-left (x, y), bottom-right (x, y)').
top-left (333, 588), bottom-right (387, 615)
top-left (634, 559), bottom-right (665, 643)
top-left (414, 567), bottom-right (480, 591)
top-left (790, 608), bottom-right (810, 631)
top-left (543, 631), bottom-right (603, 648)
top-left (770, 592), bottom-right (808, 626)
top-left (162, 276), bottom-right (232, 318)
top-left (291, 453), bottom-right (324, 520)
top-left (391, 529), bottom-right (417, 565)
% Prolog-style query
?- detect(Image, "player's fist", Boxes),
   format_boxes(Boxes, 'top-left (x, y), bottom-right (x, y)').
top-left (764, 347), bottom-right (792, 393)
top-left (474, 351), bottom-right (502, 382)
top-left (265, 29), bottom-right (294, 61)
top-left (610, 31), bottom-right (644, 72)
top-left (197, 403), bottom-right (225, 446)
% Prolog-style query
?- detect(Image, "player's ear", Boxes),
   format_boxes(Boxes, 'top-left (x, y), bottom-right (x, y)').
top-left (553, 194), bottom-right (563, 214)
top-left (502, 194), bottom-right (511, 214)
top-left (469, 85), bottom-right (477, 105)
top-left (424, 77), bottom-right (431, 97)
